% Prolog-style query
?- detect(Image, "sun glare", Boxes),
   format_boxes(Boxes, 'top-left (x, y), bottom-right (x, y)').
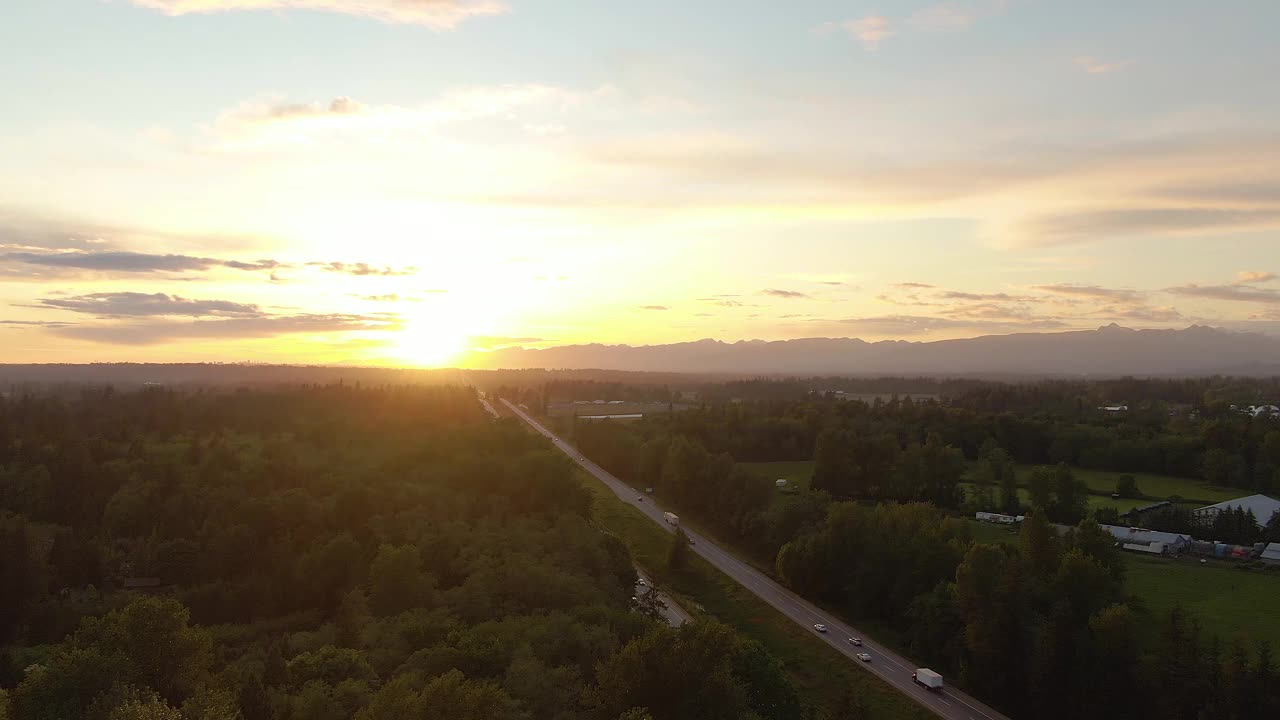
top-left (391, 311), bottom-right (470, 368)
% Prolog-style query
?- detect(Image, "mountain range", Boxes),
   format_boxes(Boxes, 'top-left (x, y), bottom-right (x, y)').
top-left (468, 325), bottom-right (1280, 376)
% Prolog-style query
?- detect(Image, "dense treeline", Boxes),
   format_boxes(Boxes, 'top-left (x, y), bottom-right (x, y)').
top-left (581, 384), bottom-right (1280, 494)
top-left (568, 381), bottom-right (1280, 719)
top-left (0, 386), bottom-right (803, 720)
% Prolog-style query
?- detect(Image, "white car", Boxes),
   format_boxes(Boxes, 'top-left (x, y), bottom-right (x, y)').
top-left (847, 637), bottom-right (863, 646)
top-left (857, 653), bottom-right (872, 662)
top-left (638, 579), bottom-right (647, 587)
top-left (813, 624), bottom-right (828, 633)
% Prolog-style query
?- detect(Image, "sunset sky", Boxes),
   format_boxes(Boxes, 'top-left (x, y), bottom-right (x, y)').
top-left (3, 0), bottom-right (1279, 366)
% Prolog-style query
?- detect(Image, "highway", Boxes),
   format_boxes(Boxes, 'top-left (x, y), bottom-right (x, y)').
top-left (634, 567), bottom-right (693, 627)
top-left (501, 399), bottom-right (1009, 720)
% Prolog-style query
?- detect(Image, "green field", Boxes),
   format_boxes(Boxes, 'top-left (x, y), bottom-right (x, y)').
top-left (1014, 465), bottom-right (1244, 505)
top-left (1124, 554), bottom-right (1280, 652)
top-left (968, 520), bottom-right (1280, 652)
top-left (741, 461), bottom-right (816, 491)
top-left (742, 459), bottom-right (1247, 511)
top-left (582, 475), bottom-right (930, 720)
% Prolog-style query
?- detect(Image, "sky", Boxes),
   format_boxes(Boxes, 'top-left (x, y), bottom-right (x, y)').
top-left (2, 0), bottom-right (1279, 367)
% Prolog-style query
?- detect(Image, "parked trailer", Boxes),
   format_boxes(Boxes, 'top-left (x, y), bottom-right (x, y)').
top-left (664, 512), bottom-right (679, 526)
top-left (913, 668), bottom-right (944, 692)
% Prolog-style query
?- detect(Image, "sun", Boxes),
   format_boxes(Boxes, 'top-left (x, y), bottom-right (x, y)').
top-left (389, 311), bottom-right (470, 368)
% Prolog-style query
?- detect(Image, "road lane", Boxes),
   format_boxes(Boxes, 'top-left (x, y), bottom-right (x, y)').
top-left (501, 399), bottom-right (1008, 720)
top-left (634, 567), bottom-right (693, 627)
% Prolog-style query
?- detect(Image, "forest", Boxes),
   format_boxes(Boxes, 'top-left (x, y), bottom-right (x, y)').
top-left (0, 386), bottom-right (803, 720)
top-left (557, 380), bottom-right (1280, 719)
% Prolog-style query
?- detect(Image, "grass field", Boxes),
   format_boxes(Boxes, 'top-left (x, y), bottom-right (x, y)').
top-left (742, 459), bottom-right (1247, 512)
top-left (582, 475), bottom-right (930, 720)
top-left (740, 460), bottom-right (815, 491)
top-left (1124, 554), bottom-right (1280, 652)
top-left (1014, 465), bottom-right (1245, 505)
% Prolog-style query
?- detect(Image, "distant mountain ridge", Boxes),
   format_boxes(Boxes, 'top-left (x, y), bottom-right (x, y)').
top-left (469, 325), bottom-right (1280, 376)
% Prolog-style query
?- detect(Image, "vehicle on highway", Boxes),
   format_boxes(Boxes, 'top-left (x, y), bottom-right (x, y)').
top-left (636, 496), bottom-right (643, 501)
top-left (857, 653), bottom-right (872, 662)
top-left (847, 637), bottom-right (862, 646)
top-left (812, 623), bottom-right (828, 633)
top-left (663, 512), bottom-right (679, 525)
top-left (913, 668), bottom-right (944, 692)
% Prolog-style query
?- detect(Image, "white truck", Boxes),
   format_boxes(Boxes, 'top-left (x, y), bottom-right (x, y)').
top-left (664, 512), bottom-right (679, 526)
top-left (913, 668), bottom-right (943, 692)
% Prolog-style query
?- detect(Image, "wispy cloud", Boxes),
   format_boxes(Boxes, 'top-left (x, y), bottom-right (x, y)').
top-left (762, 288), bottom-right (810, 299)
top-left (1167, 283), bottom-right (1280, 305)
top-left (638, 305), bottom-right (670, 311)
top-left (837, 314), bottom-right (1069, 336)
top-left (310, 261), bottom-right (417, 277)
top-left (35, 292), bottom-right (262, 318)
top-left (1075, 56), bottom-right (1130, 75)
top-left (842, 15), bottom-right (895, 50)
top-left (1, 250), bottom-right (281, 275)
top-left (1031, 283), bottom-right (1144, 302)
top-left (1234, 271), bottom-right (1276, 285)
top-left (1013, 208), bottom-right (1280, 247)
top-left (53, 313), bottom-right (398, 345)
top-left (131, 0), bottom-right (506, 29)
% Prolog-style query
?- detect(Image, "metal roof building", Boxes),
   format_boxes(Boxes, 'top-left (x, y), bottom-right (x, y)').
top-left (1194, 494), bottom-right (1280, 528)
top-left (1099, 525), bottom-right (1192, 553)
top-left (1261, 543), bottom-right (1280, 564)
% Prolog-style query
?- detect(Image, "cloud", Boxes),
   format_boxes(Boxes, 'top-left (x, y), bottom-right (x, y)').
top-left (1235, 271), bottom-right (1276, 285)
top-left (261, 96), bottom-right (367, 120)
top-left (352, 293), bottom-right (405, 302)
top-left (1031, 283), bottom-right (1144, 302)
top-left (762, 288), bottom-right (810, 299)
top-left (0, 319), bottom-right (76, 328)
top-left (638, 305), bottom-right (670, 310)
top-left (938, 290), bottom-right (1035, 302)
top-left (1167, 283), bottom-right (1280, 305)
top-left (53, 313), bottom-right (398, 345)
top-left (312, 261), bottom-right (417, 277)
top-left (1094, 304), bottom-right (1186, 323)
top-left (1075, 57), bottom-right (1130, 75)
top-left (36, 292), bottom-right (262, 318)
top-left (1013, 208), bottom-right (1280, 246)
top-left (842, 15), bottom-right (895, 50)
top-left (909, 3), bottom-right (975, 31)
top-left (0, 250), bottom-right (282, 275)
top-left (130, 0), bottom-right (505, 29)
top-left (836, 314), bottom-right (1070, 336)
top-left (894, 282), bottom-right (937, 289)
top-left (817, 281), bottom-right (844, 286)
top-left (423, 288), bottom-right (449, 293)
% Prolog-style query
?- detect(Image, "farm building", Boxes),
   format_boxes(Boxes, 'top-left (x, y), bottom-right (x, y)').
top-left (975, 512), bottom-right (1021, 525)
top-left (1261, 543), bottom-right (1280, 565)
top-left (1099, 525), bottom-right (1191, 555)
top-left (1193, 494), bottom-right (1280, 529)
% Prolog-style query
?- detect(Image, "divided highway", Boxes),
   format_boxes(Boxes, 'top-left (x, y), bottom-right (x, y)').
top-left (501, 399), bottom-right (1009, 720)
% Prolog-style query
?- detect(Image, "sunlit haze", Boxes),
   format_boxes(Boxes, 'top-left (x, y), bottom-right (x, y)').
top-left (3, 0), bottom-right (1280, 366)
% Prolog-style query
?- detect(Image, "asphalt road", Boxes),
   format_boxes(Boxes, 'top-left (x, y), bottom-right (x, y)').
top-left (634, 567), bottom-right (693, 627)
top-left (501, 399), bottom-right (1010, 720)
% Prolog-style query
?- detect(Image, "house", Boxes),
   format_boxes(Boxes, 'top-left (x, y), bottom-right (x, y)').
top-left (1193, 494), bottom-right (1280, 529)
top-left (976, 511), bottom-right (1020, 525)
top-left (1098, 405), bottom-right (1129, 415)
top-left (1099, 525), bottom-right (1191, 554)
